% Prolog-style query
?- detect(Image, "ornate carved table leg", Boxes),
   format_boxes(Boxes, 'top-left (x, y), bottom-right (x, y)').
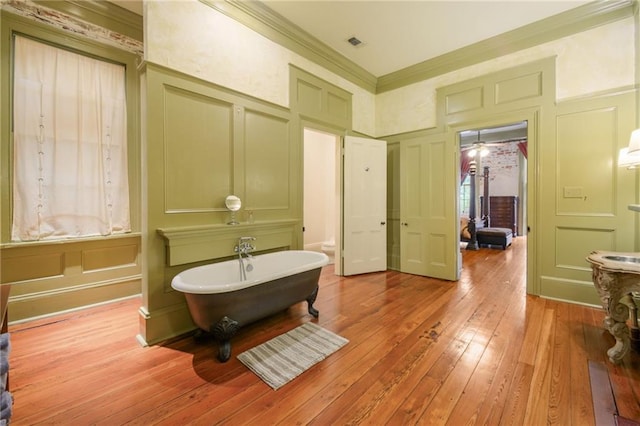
top-left (588, 252), bottom-right (640, 364)
top-left (306, 286), bottom-right (319, 318)
top-left (211, 316), bottom-right (239, 363)
top-left (603, 291), bottom-right (631, 363)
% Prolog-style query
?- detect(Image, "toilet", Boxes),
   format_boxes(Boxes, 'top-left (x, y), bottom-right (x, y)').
top-left (320, 239), bottom-right (335, 264)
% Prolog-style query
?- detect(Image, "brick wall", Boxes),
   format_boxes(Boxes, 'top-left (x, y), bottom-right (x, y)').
top-left (479, 141), bottom-right (523, 196)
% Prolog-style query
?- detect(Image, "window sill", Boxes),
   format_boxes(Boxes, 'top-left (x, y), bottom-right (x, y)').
top-left (1, 232), bottom-right (141, 250)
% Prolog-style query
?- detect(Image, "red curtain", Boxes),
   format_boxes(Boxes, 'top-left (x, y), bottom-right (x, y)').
top-left (517, 141), bottom-right (528, 159)
top-left (460, 154), bottom-right (471, 185)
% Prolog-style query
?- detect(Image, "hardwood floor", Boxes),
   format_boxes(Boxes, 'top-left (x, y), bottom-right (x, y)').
top-left (7, 237), bottom-right (640, 425)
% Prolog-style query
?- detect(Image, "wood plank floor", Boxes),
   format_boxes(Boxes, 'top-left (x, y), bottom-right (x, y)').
top-left (6, 236), bottom-right (640, 425)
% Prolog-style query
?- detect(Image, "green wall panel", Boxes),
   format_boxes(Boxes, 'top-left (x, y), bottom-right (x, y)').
top-left (327, 92), bottom-right (349, 121)
top-left (539, 91), bottom-right (637, 303)
top-left (2, 252), bottom-right (64, 283)
top-left (82, 243), bottom-right (138, 271)
top-left (556, 107), bottom-right (617, 216)
top-left (163, 86), bottom-right (233, 213)
top-left (494, 72), bottom-right (542, 105)
top-left (445, 87), bottom-right (484, 116)
top-left (555, 227), bottom-right (615, 270)
top-left (296, 80), bottom-right (323, 116)
top-left (244, 110), bottom-right (291, 211)
top-left (290, 65), bottom-right (352, 130)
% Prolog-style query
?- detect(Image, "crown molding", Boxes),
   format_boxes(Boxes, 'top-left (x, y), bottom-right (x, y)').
top-left (377, 0), bottom-right (635, 93)
top-left (201, 0), bottom-right (633, 95)
top-left (200, 0), bottom-right (377, 93)
top-left (31, 0), bottom-right (143, 42)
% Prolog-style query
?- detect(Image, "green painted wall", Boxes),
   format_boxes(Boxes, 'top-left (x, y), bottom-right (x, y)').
top-left (139, 64), bottom-right (304, 344)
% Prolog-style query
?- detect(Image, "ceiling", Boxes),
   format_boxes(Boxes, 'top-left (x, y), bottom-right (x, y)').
top-left (260, 0), bottom-right (590, 77)
top-left (112, 0), bottom-right (590, 77)
top-left (109, 0), bottom-right (142, 15)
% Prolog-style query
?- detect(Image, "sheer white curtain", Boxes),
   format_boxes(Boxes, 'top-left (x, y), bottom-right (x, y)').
top-left (12, 36), bottom-right (130, 241)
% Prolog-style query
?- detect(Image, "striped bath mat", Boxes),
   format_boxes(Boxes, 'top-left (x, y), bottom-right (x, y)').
top-left (238, 322), bottom-right (348, 390)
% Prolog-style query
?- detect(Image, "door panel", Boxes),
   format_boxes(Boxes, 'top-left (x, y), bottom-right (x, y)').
top-left (401, 140), bottom-right (427, 274)
top-left (343, 136), bottom-right (387, 275)
top-left (400, 133), bottom-right (457, 280)
top-left (425, 137), bottom-right (455, 279)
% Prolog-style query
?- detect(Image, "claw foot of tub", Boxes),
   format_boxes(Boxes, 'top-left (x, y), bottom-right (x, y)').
top-left (306, 286), bottom-right (319, 318)
top-left (211, 316), bottom-right (240, 363)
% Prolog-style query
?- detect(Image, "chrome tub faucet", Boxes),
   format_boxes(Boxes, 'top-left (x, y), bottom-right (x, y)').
top-left (234, 236), bottom-right (256, 280)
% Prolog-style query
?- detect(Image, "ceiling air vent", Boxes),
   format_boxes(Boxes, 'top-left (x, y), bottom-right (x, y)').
top-left (347, 36), bottom-right (362, 47)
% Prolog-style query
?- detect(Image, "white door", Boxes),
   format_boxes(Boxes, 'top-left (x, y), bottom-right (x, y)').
top-left (343, 136), bottom-right (387, 275)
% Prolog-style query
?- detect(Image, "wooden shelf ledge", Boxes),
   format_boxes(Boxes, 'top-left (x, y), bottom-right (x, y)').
top-left (156, 219), bottom-right (300, 266)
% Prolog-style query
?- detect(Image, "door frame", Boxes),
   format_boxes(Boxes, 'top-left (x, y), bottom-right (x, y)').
top-left (450, 109), bottom-right (538, 289)
top-left (300, 119), bottom-right (346, 275)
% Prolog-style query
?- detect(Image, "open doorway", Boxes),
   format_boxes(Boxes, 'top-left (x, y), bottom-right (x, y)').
top-left (303, 128), bottom-right (341, 272)
top-left (458, 121), bottom-right (528, 260)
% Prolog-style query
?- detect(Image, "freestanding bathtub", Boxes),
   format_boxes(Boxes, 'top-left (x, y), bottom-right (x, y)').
top-left (171, 250), bottom-right (329, 362)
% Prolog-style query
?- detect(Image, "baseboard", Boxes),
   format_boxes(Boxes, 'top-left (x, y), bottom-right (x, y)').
top-left (540, 276), bottom-right (601, 306)
top-left (7, 276), bottom-right (141, 322)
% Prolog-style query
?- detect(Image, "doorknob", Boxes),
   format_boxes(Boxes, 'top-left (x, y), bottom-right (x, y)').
top-left (380, 221), bottom-right (386, 225)
top-left (401, 222), bottom-right (408, 226)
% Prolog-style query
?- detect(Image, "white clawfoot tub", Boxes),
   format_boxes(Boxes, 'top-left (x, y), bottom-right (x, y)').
top-left (171, 250), bottom-right (329, 362)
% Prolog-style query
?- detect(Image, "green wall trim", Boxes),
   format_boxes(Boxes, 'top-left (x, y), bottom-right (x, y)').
top-left (31, 0), bottom-right (143, 42)
top-left (136, 303), bottom-right (195, 346)
top-left (157, 219), bottom-right (301, 266)
top-left (377, 0), bottom-right (635, 93)
top-left (202, 0), bottom-right (377, 93)
top-left (8, 276), bottom-right (141, 322)
top-left (556, 84), bottom-right (638, 104)
top-left (539, 276), bottom-right (601, 307)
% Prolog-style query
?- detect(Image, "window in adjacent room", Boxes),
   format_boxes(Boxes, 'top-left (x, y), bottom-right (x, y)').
top-left (12, 35), bottom-right (130, 241)
top-left (460, 175), bottom-right (471, 217)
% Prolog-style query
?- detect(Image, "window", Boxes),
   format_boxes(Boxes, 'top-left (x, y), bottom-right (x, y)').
top-left (460, 175), bottom-right (471, 217)
top-left (12, 36), bottom-right (130, 241)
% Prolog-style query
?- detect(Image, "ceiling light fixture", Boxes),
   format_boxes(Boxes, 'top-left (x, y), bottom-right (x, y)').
top-left (467, 131), bottom-right (490, 158)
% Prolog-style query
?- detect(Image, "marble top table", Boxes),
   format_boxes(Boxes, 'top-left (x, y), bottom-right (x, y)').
top-left (586, 251), bottom-right (640, 363)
